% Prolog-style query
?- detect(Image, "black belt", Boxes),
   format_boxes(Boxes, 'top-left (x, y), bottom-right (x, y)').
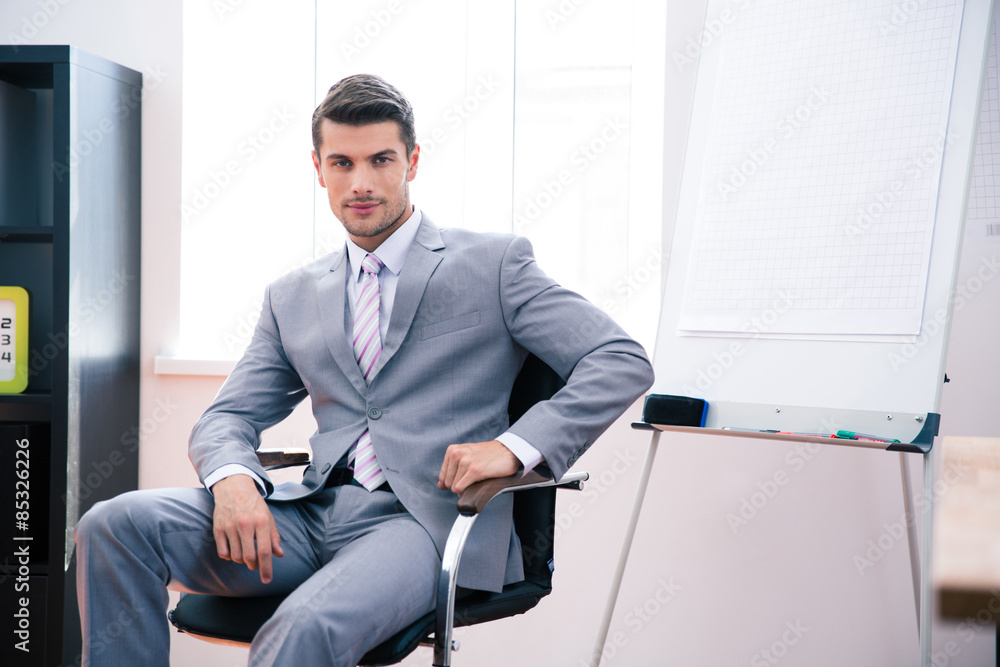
top-left (324, 467), bottom-right (354, 488)
top-left (324, 467), bottom-right (392, 493)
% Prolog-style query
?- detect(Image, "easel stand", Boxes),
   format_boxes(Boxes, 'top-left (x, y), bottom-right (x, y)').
top-left (591, 421), bottom-right (937, 667)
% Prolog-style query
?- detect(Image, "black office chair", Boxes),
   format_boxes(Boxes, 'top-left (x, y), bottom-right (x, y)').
top-left (168, 355), bottom-right (589, 666)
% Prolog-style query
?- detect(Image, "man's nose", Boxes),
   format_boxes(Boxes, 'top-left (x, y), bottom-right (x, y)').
top-left (352, 166), bottom-right (374, 195)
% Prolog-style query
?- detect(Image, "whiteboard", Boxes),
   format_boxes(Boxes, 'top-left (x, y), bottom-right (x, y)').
top-left (652, 0), bottom-right (996, 442)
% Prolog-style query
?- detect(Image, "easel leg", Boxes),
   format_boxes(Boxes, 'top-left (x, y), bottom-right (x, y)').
top-left (900, 452), bottom-right (920, 630)
top-left (920, 448), bottom-right (934, 667)
top-left (590, 429), bottom-right (660, 667)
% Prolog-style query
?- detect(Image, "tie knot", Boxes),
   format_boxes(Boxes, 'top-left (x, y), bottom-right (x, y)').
top-left (361, 254), bottom-right (383, 276)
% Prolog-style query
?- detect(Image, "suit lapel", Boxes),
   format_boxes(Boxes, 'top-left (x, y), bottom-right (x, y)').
top-left (371, 216), bottom-right (445, 379)
top-left (316, 249), bottom-right (369, 396)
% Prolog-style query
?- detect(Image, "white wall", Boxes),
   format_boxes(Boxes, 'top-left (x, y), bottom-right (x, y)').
top-left (0, 2), bottom-right (995, 666)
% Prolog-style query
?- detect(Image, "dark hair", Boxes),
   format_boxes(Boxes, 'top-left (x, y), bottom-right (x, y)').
top-left (311, 74), bottom-right (416, 157)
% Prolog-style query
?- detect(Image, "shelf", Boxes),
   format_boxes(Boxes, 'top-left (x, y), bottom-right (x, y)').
top-left (0, 392), bottom-right (52, 423)
top-left (0, 226), bottom-right (53, 242)
top-left (0, 46), bottom-right (141, 664)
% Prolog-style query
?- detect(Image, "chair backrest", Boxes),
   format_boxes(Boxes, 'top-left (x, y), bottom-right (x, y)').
top-left (507, 354), bottom-right (565, 588)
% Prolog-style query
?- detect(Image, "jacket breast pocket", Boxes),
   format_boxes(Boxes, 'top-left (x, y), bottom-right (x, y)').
top-left (420, 310), bottom-right (481, 341)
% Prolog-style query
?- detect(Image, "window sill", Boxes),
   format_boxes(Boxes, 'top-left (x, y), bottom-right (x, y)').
top-left (153, 356), bottom-right (236, 377)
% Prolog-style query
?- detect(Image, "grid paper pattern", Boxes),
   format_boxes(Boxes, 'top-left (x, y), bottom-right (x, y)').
top-left (680, 0), bottom-right (963, 335)
top-left (966, 7), bottom-right (999, 242)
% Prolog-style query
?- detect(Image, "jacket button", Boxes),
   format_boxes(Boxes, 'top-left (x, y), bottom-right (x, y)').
top-left (368, 406), bottom-right (382, 420)
top-left (320, 462), bottom-right (331, 474)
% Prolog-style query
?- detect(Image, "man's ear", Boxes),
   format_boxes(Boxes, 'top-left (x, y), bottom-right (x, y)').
top-left (406, 144), bottom-right (420, 182)
top-left (311, 150), bottom-right (327, 188)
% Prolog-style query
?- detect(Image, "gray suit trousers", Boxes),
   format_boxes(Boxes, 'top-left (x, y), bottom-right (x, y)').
top-left (75, 484), bottom-right (439, 666)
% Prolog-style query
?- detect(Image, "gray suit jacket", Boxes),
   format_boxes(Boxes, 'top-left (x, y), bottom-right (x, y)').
top-left (189, 215), bottom-right (654, 591)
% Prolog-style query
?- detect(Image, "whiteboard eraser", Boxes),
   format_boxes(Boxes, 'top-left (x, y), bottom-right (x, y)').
top-left (642, 394), bottom-right (707, 427)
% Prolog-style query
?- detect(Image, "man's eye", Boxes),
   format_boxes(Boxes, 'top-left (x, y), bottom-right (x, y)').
top-left (374, 156), bottom-right (390, 164)
top-left (333, 160), bottom-right (351, 168)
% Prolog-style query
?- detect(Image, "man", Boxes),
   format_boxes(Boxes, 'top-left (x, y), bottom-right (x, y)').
top-left (75, 74), bottom-right (653, 666)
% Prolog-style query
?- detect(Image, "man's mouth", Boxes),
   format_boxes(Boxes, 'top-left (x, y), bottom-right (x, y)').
top-left (348, 201), bottom-right (380, 215)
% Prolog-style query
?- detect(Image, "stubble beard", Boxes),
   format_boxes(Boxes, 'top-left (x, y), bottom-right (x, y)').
top-left (338, 179), bottom-right (410, 239)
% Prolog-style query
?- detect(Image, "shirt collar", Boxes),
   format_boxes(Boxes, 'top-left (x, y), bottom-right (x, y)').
top-left (346, 207), bottom-right (423, 280)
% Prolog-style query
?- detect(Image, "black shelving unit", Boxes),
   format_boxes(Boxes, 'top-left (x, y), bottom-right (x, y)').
top-left (0, 46), bottom-right (141, 667)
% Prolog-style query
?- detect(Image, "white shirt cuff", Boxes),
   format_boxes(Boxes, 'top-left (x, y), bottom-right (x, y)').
top-left (496, 432), bottom-right (544, 476)
top-left (204, 464), bottom-right (268, 497)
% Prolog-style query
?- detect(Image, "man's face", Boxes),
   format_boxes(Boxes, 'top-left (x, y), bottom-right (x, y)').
top-left (311, 119), bottom-right (420, 252)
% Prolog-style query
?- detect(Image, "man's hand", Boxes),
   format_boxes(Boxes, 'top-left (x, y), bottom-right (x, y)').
top-left (438, 440), bottom-right (520, 495)
top-left (210, 474), bottom-right (284, 584)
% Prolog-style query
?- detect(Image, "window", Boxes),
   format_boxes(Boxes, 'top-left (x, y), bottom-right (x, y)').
top-left (178, 0), bottom-right (664, 360)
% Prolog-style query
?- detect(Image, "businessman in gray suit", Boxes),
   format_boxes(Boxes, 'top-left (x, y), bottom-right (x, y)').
top-left (75, 74), bottom-right (653, 666)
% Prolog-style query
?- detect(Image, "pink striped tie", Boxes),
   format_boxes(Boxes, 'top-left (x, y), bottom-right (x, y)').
top-left (350, 254), bottom-right (387, 491)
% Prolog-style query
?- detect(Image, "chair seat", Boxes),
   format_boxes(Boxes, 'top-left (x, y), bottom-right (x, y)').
top-left (169, 579), bottom-right (552, 665)
top-left (169, 594), bottom-right (285, 645)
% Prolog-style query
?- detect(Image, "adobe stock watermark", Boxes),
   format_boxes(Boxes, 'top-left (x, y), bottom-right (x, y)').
top-left (680, 290), bottom-right (795, 395)
top-left (419, 74), bottom-right (502, 158)
top-left (28, 269), bottom-right (137, 378)
top-left (83, 601), bottom-right (140, 662)
top-left (223, 301), bottom-right (264, 355)
top-left (40, 599), bottom-right (143, 666)
top-left (521, 444), bottom-right (640, 565)
top-left (212, 0), bottom-right (249, 20)
top-left (4, 0), bottom-right (73, 53)
top-left (673, 0), bottom-right (753, 73)
top-left (930, 593), bottom-right (1000, 666)
top-left (248, 568), bottom-right (347, 665)
top-left (725, 439), bottom-right (824, 535)
top-left (887, 254), bottom-right (999, 371)
top-left (60, 397), bottom-right (179, 506)
top-left (878, 0), bottom-right (929, 36)
top-left (750, 620), bottom-right (810, 666)
top-left (585, 578), bottom-right (681, 666)
top-left (600, 246), bottom-right (667, 317)
top-left (853, 456), bottom-right (968, 575)
top-left (339, 0), bottom-right (411, 63)
top-left (54, 600), bottom-right (141, 667)
top-left (513, 116), bottom-right (628, 233)
top-left (181, 106), bottom-right (295, 221)
top-left (545, 0), bottom-right (592, 31)
top-left (717, 86), bottom-right (830, 202)
top-left (845, 130), bottom-right (955, 240)
top-left (52, 64), bottom-right (168, 183)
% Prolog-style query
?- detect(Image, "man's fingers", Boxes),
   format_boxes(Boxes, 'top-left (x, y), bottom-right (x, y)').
top-left (439, 441), bottom-right (520, 493)
top-left (272, 527), bottom-right (284, 559)
top-left (214, 525), bottom-right (232, 561)
top-left (256, 527), bottom-right (274, 584)
top-left (210, 475), bottom-right (284, 582)
top-left (227, 526), bottom-right (245, 564)
top-left (451, 464), bottom-right (482, 495)
top-left (238, 519), bottom-right (259, 570)
top-left (451, 471), bottom-right (469, 495)
top-left (438, 445), bottom-right (462, 490)
top-left (439, 444), bottom-right (483, 493)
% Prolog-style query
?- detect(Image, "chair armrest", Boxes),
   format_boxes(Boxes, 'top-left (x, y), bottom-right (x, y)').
top-left (456, 470), bottom-right (589, 515)
top-left (256, 449), bottom-right (310, 470)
